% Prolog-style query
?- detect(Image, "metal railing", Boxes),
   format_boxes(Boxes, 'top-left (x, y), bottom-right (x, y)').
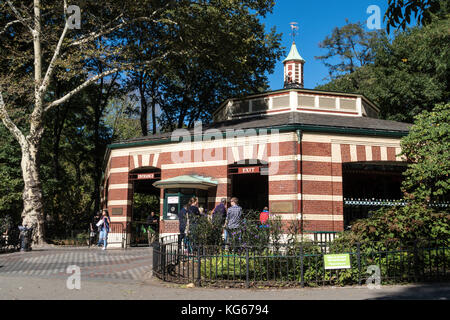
top-left (153, 235), bottom-right (450, 288)
top-left (0, 227), bottom-right (20, 253)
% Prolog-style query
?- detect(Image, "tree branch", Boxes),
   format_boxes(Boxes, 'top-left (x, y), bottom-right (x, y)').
top-left (6, 0), bottom-right (34, 33)
top-left (0, 88), bottom-right (26, 146)
top-left (68, 3), bottom-right (176, 48)
top-left (44, 68), bottom-right (120, 112)
top-left (39, 19), bottom-right (69, 95)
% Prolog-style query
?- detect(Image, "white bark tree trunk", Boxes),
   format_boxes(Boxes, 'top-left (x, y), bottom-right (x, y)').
top-left (21, 139), bottom-right (45, 244)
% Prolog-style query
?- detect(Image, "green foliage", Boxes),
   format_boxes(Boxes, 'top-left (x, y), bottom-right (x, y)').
top-left (315, 20), bottom-right (382, 80)
top-left (400, 103), bottom-right (450, 202)
top-left (0, 124), bottom-right (23, 226)
top-left (384, 0), bottom-right (449, 33)
top-left (316, 16), bottom-right (449, 122)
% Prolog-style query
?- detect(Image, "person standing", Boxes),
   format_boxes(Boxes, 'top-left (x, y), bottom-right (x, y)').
top-left (146, 211), bottom-right (159, 244)
top-left (224, 197), bottom-right (243, 248)
top-left (90, 212), bottom-right (101, 246)
top-left (212, 198), bottom-right (227, 244)
top-left (259, 207), bottom-right (270, 227)
top-left (212, 198), bottom-right (227, 226)
top-left (99, 209), bottom-right (111, 250)
top-left (178, 203), bottom-right (188, 252)
top-left (187, 197), bottom-right (201, 247)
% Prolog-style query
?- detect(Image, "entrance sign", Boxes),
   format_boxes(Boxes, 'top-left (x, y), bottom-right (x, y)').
top-left (324, 254), bottom-right (351, 270)
top-left (237, 166), bottom-right (260, 174)
top-left (137, 173), bottom-right (155, 180)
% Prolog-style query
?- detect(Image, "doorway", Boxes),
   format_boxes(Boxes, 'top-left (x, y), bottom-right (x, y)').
top-left (229, 161), bottom-right (269, 211)
top-left (130, 168), bottom-right (161, 246)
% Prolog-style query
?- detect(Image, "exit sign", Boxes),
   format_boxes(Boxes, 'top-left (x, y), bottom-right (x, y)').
top-left (237, 166), bottom-right (260, 174)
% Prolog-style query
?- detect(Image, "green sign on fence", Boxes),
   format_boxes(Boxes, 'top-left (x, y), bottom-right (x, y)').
top-left (324, 254), bottom-right (351, 270)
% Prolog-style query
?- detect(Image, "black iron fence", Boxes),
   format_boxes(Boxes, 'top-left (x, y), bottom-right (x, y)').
top-left (0, 227), bottom-right (20, 253)
top-left (153, 235), bottom-right (450, 288)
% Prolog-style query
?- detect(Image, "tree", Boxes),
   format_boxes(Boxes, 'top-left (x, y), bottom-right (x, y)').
top-left (315, 20), bottom-right (382, 81)
top-left (316, 16), bottom-right (449, 122)
top-left (332, 104), bottom-right (450, 244)
top-left (400, 103), bottom-right (450, 203)
top-left (0, 0), bottom-right (178, 243)
top-left (384, 0), bottom-right (449, 32)
top-left (124, 0), bottom-right (283, 132)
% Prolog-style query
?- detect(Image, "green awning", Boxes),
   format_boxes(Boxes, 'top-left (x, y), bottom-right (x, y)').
top-left (153, 175), bottom-right (218, 190)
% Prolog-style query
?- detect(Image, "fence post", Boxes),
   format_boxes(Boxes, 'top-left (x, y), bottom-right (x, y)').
top-left (413, 240), bottom-right (419, 282)
top-left (161, 243), bottom-right (167, 281)
top-left (246, 247), bottom-right (250, 288)
top-left (300, 244), bottom-right (304, 288)
top-left (196, 246), bottom-right (201, 287)
top-left (357, 242), bottom-right (362, 286)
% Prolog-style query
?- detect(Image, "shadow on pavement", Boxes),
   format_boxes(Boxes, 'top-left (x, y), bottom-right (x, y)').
top-left (369, 283), bottom-right (450, 300)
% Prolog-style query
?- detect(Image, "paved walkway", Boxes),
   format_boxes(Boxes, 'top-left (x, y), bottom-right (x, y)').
top-left (0, 246), bottom-right (153, 284)
top-left (0, 247), bottom-right (449, 300)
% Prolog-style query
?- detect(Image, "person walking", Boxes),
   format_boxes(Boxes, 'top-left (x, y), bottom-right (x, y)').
top-left (98, 209), bottom-right (111, 250)
top-left (96, 212), bottom-right (104, 247)
top-left (224, 197), bottom-right (243, 249)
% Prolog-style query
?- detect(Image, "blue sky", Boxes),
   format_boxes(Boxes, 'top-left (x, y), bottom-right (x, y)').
top-left (262, 0), bottom-right (389, 90)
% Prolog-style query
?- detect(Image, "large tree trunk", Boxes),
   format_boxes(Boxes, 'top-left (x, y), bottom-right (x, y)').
top-left (21, 140), bottom-right (46, 244)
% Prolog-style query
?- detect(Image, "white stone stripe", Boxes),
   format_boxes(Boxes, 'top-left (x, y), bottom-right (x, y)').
top-left (268, 154), bottom-right (298, 162)
top-left (268, 174), bottom-right (342, 182)
top-left (108, 200), bottom-right (132, 206)
top-left (302, 214), bottom-right (343, 221)
top-left (302, 175), bottom-right (342, 182)
top-left (302, 195), bottom-right (343, 201)
top-left (332, 143), bottom-right (342, 163)
top-left (142, 154), bottom-right (150, 167)
top-left (110, 216), bottom-right (131, 222)
top-left (257, 144), bottom-right (266, 160)
top-left (133, 155), bottom-right (139, 168)
top-left (302, 155), bottom-right (332, 162)
top-left (269, 174), bottom-right (299, 181)
top-left (110, 132), bottom-right (297, 157)
top-left (109, 184), bottom-right (132, 190)
top-left (161, 160), bottom-right (228, 170)
top-left (269, 194), bottom-right (301, 201)
top-left (244, 144), bottom-right (253, 159)
top-left (395, 147), bottom-right (404, 161)
top-left (232, 147), bottom-right (240, 162)
top-left (110, 167), bottom-right (129, 173)
top-left (380, 146), bottom-right (388, 161)
top-left (350, 144), bottom-right (357, 162)
top-left (216, 178), bottom-right (231, 184)
top-left (302, 133), bottom-right (402, 146)
top-left (365, 145), bottom-right (373, 161)
top-left (271, 213), bottom-right (301, 220)
top-left (152, 153), bottom-right (160, 167)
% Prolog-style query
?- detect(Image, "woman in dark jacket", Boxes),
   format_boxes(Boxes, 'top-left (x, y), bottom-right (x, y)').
top-left (186, 197), bottom-right (201, 247)
top-left (178, 203), bottom-right (188, 251)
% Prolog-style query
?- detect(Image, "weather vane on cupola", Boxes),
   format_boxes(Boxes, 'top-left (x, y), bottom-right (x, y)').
top-left (283, 22), bottom-right (305, 89)
top-left (290, 22), bottom-right (299, 43)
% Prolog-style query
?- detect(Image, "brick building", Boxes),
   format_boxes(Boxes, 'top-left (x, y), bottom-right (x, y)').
top-left (102, 42), bottom-right (411, 247)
